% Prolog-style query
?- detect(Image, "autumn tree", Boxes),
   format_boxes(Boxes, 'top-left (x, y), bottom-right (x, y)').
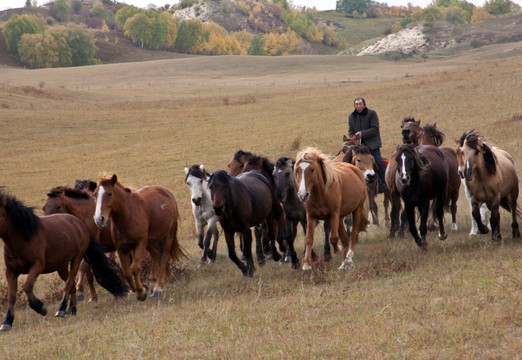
top-left (336, 0), bottom-right (372, 16)
top-left (3, 14), bottom-right (41, 58)
top-left (174, 19), bottom-right (209, 54)
top-left (115, 5), bottom-right (141, 29)
top-left (66, 24), bottom-right (96, 66)
top-left (124, 12), bottom-right (154, 48)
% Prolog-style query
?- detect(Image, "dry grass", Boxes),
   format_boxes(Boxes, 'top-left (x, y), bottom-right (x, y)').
top-left (0, 48), bottom-right (521, 359)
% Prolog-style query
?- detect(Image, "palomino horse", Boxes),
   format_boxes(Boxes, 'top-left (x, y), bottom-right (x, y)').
top-left (93, 174), bottom-right (185, 300)
top-left (456, 130), bottom-right (520, 242)
top-left (295, 147), bottom-right (370, 271)
top-left (343, 144), bottom-right (391, 227)
top-left (273, 157), bottom-right (332, 268)
top-left (395, 144), bottom-right (449, 249)
top-left (402, 122), bottom-right (461, 231)
top-left (0, 190), bottom-right (127, 331)
top-left (43, 186), bottom-right (117, 302)
top-left (184, 164), bottom-right (220, 265)
top-left (208, 170), bottom-right (273, 277)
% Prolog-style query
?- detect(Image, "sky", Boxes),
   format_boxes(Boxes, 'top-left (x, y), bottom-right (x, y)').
top-left (1, 0), bottom-right (522, 12)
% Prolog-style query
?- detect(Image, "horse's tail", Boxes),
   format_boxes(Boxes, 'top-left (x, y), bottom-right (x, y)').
top-left (170, 213), bottom-right (188, 262)
top-left (84, 237), bottom-right (128, 298)
top-left (358, 195), bottom-right (371, 232)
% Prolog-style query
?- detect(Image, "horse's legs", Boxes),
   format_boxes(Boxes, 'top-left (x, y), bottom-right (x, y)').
top-left (488, 203), bottom-right (502, 242)
top-left (383, 189), bottom-right (391, 228)
top-left (388, 191), bottom-right (401, 239)
top-left (118, 250), bottom-right (137, 294)
top-left (76, 260), bottom-right (97, 302)
top-left (253, 226), bottom-right (266, 266)
top-left (196, 219), bottom-right (205, 250)
top-left (368, 186), bottom-right (379, 226)
top-left (56, 255), bottom-right (81, 317)
top-left (338, 219), bottom-right (352, 270)
top-left (224, 231), bottom-right (248, 275)
top-left (450, 190), bottom-right (459, 231)
top-left (152, 231), bottom-right (175, 298)
top-left (472, 200), bottom-right (490, 235)
top-left (146, 242), bottom-right (160, 287)
top-left (340, 206), bottom-right (363, 270)
top-left (302, 215), bottom-right (317, 271)
top-left (436, 196), bottom-right (447, 240)
top-left (209, 221), bottom-right (220, 261)
top-left (328, 215), bottom-right (341, 254)
top-left (322, 220), bottom-right (332, 262)
top-left (398, 209), bottom-right (408, 238)
top-left (406, 205), bottom-right (425, 249)
top-left (266, 213), bottom-right (282, 262)
top-left (131, 239), bottom-right (148, 301)
top-left (509, 192), bottom-right (521, 238)
top-left (0, 268), bottom-right (20, 331)
top-left (241, 227), bottom-right (256, 278)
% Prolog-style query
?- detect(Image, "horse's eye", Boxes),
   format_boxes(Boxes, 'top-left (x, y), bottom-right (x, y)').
top-left (357, 159), bottom-right (361, 163)
top-left (310, 168), bottom-right (315, 173)
top-left (200, 179), bottom-right (203, 184)
top-left (108, 193), bottom-right (113, 197)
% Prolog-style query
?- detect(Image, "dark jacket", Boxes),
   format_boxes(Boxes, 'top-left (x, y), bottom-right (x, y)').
top-left (348, 107), bottom-right (382, 150)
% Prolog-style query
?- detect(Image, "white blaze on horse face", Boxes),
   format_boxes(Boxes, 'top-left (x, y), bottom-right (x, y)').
top-left (93, 186), bottom-right (106, 225)
top-left (298, 162), bottom-right (310, 200)
top-left (400, 153), bottom-right (408, 180)
top-left (186, 175), bottom-right (203, 203)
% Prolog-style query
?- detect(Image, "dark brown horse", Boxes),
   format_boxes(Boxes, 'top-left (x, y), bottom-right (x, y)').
top-left (456, 130), bottom-right (520, 242)
top-left (295, 147), bottom-right (370, 270)
top-left (42, 186), bottom-right (117, 302)
top-left (395, 144), bottom-right (449, 248)
top-left (0, 189), bottom-right (127, 331)
top-left (93, 174), bottom-right (185, 300)
top-left (208, 170), bottom-right (273, 277)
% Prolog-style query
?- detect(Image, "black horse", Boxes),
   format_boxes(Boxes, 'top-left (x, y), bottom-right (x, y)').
top-left (208, 170), bottom-right (273, 277)
top-left (395, 144), bottom-right (449, 249)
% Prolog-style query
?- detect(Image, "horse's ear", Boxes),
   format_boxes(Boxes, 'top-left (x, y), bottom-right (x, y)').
top-left (110, 174), bottom-right (117, 185)
top-left (199, 164), bottom-right (205, 172)
top-left (343, 134), bottom-right (348, 142)
top-left (88, 181), bottom-right (97, 192)
top-left (184, 166), bottom-right (189, 175)
top-left (416, 119), bottom-right (421, 126)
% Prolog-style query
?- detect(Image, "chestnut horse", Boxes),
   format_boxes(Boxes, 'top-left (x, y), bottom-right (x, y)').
top-left (343, 144), bottom-right (391, 227)
top-left (295, 147), bottom-right (369, 271)
top-left (395, 144), bottom-right (449, 249)
top-left (456, 130), bottom-right (520, 242)
top-left (184, 164), bottom-right (220, 265)
top-left (208, 170), bottom-right (273, 277)
top-left (43, 186), bottom-right (116, 302)
top-left (0, 190), bottom-right (127, 331)
top-left (93, 174), bottom-right (185, 300)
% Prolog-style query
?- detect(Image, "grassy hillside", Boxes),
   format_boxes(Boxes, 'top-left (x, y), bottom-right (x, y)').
top-left (0, 46), bottom-right (521, 358)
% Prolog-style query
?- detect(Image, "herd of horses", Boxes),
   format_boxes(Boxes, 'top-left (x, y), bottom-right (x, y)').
top-left (1, 118), bottom-right (520, 331)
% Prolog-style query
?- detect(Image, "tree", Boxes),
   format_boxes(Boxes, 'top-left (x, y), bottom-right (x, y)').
top-left (485, 0), bottom-right (520, 15)
top-left (115, 5), bottom-right (141, 29)
top-left (150, 12), bottom-right (178, 49)
top-left (18, 33), bottom-right (66, 68)
top-left (444, 6), bottom-right (467, 24)
top-left (247, 34), bottom-right (266, 55)
top-left (53, 0), bottom-right (71, 21)
top-left (336, 0), bottom-right (373, 16)
top-left (3, 14), bottom-right (41, 58)
top-left (174, 19), bottom-right (209, 54)
top-left (66, 24), bottom-right (95, 66)
top-left (124, 13), bottom-right (154, 48)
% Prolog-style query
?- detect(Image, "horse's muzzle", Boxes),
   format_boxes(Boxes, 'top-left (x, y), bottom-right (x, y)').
top-left (93, 215), bottom-right (107, 228)
top-left (192, 197), bottom-right (202, 206)
top-left (298, 191), bottom-right (310, 202)
top-left (458, 168), bottom-right (472, 181)
top-left (365, 173), bottom-right (376, 184)
top-left (213, 205), bottom-right (224, 216)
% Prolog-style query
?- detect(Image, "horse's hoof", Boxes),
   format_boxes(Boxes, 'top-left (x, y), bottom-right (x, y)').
top-left (208, 258), bottom-right (215, 264)
top-left (76, 293), bottom-right (85, 301)
top-left (137, 292), bottom-right (147, 302)
top-left (283, 255), bottom-right (291, 263)
top-left (338, 261), bottom-right (353, 271)
top-left (151, 291), bottom-right (162, 298)
top-left (257, 257), bottom-right (266, 267)
top-left (324, 254), bottom-right (332, 262)
top-left (41, 305), bottom-right (47, 316)
top-left (452, 223), bottom-right (458, 231)
top-left (302, 263), bottom-right (312, 273)
top-left (0, 323), bottom-right (12, 331)
top-left (55, 310), bottom-right (66, 318)
top-left (272, 252), bottom-right (282, 262)
top-left (438, 232), bottom-right (447, 241)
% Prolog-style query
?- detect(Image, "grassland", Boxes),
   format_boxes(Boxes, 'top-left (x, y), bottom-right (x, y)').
top-left (0, 45), bottom-right (521, 359)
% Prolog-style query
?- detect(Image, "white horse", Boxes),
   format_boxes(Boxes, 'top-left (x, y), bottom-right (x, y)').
top-left (184, 164), bottom-right (220, 264)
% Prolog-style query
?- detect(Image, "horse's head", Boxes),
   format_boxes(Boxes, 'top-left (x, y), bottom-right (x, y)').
top-left (184, 164), bottom-right (209, 207)
top-left (42, 187), bottom-right (68, 215)
top-left (456, 130), bottom-right (496, 181)
top-left (295, 148), bottom-right (334, 202)
top-left (273, 157), bottom-right (296, 203)
top-left (93, 174), bottom-right (120, 228)
top-left (0, 190), bottom-right (40, 241)
top-left (351, 146), bottom-right (376, 184)
top-left (208, 170), bottom-right (231, 216)
top-left (401, 117), bottom-right (421, 145)
top-left (418, 123), bottom-right (445, 147)
top-left (395, 144), bottom-right (427, 187)
top-left (227, 150), bottom-right (252, 176)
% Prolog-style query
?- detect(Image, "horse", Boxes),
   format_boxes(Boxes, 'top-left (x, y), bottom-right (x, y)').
top-left (401, 116), bottom-right (422, 145)
top-left (0, 189), bottom-right (127, 331)
top-left (93, 174), bottom-right (185, 300)
top-left (74, 179), bottom-right (97, 193)
top-left (295, 147), bottom-right (370, 271)
top-left (184, 164), bottom-right (220, 265)
top-left (273, 157), bottom-right (332, 268)
top-left (456, 130), bottom-right (520, 242)
top-left (342, 144), bottom-right (391, 227)
top-left (43, 186), bottom-right (117, 302)
top-left (228, 150), bottom-right (285, 263)
top-left (395, 144), bottom-right (449, 249)
top-left (208, 170), bottom-right (273, 277)
top-left (334, 134), bottom-right (360, 162)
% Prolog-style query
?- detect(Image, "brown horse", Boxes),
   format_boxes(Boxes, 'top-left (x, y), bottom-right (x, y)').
top-left (93, 174), bottom-right (185, 300)
top-left (343, 144), bottom-right (391, 227)
top-left (0, 189), bottom-right (127, 331)
top-left (334, 134), bottom-right (360, 162)
top-left (295, 147), bottom-right (370, 271)
top-left (43, 186), bottom-right (117, 302)
top-left (456, 130), bottom-right (520, 242)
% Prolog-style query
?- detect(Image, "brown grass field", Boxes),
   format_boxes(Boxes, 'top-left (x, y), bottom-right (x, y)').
top-left (0, 42), bottom-right (521, 359)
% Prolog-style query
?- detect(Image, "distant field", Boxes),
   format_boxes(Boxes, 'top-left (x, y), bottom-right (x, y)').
top-left (0, 47), bottom-right (521, 358)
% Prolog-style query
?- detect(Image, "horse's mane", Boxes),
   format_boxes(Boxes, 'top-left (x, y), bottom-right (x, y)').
top-left (185, 165), bottom-right (210, 181)
top-left (402, 116), bottom-right (417, 124)
top-left (233, 150), bottom-right (252, 162)
top-left (342, 145), bottom-right (371, 164)
top-left (398, 144), bottom-right (429, 176)
top-left (275, 157), bottom-right (294, 170)
top-left (0, 189), bottom-right (40, 241)
top-left (75, 179), bottom-right (97, 192)
top-left (421, 124), bottom-right (445, 146)
top-left (47, 186), bottom-right (91, 199)
top-left (246, 154), bottom-right (274, 175)
top-left (460, 130), bottom-right (497, 174)
top-left (209, 170), bottom-right (232, 186)
top-left (296, 147), bottom-right (341, 189)
top-left (98, 174), bottom-right (132, 193)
